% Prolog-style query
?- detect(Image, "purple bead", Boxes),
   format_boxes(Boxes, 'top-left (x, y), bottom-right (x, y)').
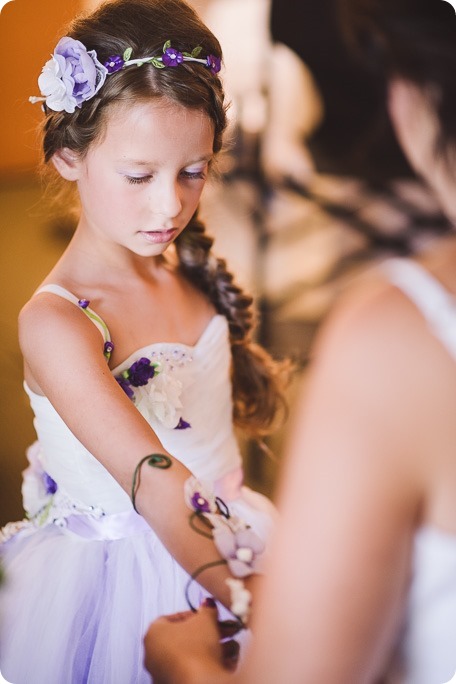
top-left (78, 299), bottom-right (90, 309)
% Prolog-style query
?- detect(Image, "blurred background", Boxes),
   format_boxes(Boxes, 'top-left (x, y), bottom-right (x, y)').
top-left (0, 0), bottom-right (449, 525)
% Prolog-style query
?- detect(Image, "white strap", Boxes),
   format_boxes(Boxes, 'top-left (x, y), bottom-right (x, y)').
top-left (34, 284), bottom-right (111, 343)
top-left (383, 258), bottom-right (456, 359)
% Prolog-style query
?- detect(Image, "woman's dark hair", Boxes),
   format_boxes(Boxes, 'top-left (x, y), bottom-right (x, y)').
top-left (338, 0), bottom-right (456, 157)
top-left (40, 0), bottom-right (288, 437)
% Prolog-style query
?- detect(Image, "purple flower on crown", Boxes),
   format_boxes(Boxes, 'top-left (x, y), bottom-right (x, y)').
top-left (127, 357), bottom-right (157, 387)
top-left (37, 37), bottom-right (108, 114)
top-left (104, 54), bottom-right (124, 74)
top-left (162, 47), bottom-right (184, 67)
top-left (206, 55), bottom-right (221, 74)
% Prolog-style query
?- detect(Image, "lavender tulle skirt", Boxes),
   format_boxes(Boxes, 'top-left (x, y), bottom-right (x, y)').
top-left (0, 490), bottom-right (274, 684)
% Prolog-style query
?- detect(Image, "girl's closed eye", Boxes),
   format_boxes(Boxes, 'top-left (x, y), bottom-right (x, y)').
top-left (126, 175), bottom-right (153, 185)
top-left (180, 167), bottom-right (207, 181)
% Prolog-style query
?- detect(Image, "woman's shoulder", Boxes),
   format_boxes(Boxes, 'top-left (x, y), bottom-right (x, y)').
top-left (314, 262), bottom-right (426, 362)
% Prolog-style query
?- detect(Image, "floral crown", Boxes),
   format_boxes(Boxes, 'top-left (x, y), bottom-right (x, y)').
top-left (29, 36), bottom-right (222, 115)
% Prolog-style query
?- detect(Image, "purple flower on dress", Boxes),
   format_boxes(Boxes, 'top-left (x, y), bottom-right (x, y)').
top-left (78, 299), bottom-right (90, 309)
top-left (42, 472), bottom-right (58, 495)
top-left (175, 417), bottom-right (191, 430)
top-left (162, 47), bottom-right (184, 67)
top-left (116, 376), bottom-right (135, 400)
top-left (127, 357), bottom-right (157, 387)
top-left (104, 55), bottom-right (124, 73)
top-left (206, 55), bottom-right (221, 74)
top-left (212, 521), bottom-right (265, 578)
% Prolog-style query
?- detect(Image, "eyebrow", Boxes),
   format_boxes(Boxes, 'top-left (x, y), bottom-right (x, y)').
top-left (115, 154), bottom-right (214, 166)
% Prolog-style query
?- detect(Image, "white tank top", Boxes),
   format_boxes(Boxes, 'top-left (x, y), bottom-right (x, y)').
top-left (383, 258), bottom-right (456, 684)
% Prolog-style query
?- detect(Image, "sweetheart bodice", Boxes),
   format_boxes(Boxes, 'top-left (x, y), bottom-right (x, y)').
top-left (25, 311), bottom-right (242, 515)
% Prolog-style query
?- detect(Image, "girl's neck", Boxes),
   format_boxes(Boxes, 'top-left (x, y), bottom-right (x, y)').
top-left (50, 226), bottom-right (171, 291)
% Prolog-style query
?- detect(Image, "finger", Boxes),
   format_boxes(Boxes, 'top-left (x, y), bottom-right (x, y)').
top-left (163, 611), bottom-right (194, 623)
top-left (217, 619), bottom-right (243, 639)
top-left (221, 639), bottom-right (240, 671)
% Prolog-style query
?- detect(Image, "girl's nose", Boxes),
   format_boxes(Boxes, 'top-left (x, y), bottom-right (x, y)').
top-left (154, 178), bottom-right (182, 219)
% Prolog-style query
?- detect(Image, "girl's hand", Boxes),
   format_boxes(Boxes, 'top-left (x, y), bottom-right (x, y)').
top-left (144, 600), bottom-right (239, 684)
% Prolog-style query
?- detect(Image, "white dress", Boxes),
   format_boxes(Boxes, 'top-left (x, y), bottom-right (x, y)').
top-left (383, 259), bottom-right (456, 684)
top-left (0, 284), bottom-right (275, 684)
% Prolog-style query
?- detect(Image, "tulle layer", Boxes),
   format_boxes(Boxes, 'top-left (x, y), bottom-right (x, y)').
top-left (0, 487), bottom-right (275, 684)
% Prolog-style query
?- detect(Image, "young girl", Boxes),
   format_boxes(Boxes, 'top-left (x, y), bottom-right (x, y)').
top-left (0, 0), bottom-right (285, 681)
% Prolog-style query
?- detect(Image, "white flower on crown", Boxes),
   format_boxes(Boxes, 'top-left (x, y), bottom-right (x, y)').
top-left (37, 54), bottom-right (77, 113)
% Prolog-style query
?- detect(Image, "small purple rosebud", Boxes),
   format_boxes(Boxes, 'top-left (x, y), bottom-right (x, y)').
top-left (127, 357), bottom-right (156, 387)
top-left (162, 48), bottom-right (184, 67)
top-left (116, 376), bottom-right (135, 400)
top-left (42, 472), bottom-right (58, 495)
top-left (104, 341), bottom-right (115, 355)
top-left (78, 299), bottom-right (90, 309)
top-left (175, 417), bottom-right (191, 430)
top-left (191, 492), bottom-right (211, 513)
top-left (206, 55), bottom-right (221, 74)
top-left (104, 55), bottom-right (124, 74)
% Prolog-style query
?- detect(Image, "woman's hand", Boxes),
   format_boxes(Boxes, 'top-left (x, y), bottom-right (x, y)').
top-left (144, 600), bottom-right (240, 684)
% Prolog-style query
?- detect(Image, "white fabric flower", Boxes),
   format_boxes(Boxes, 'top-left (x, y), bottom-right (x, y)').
top-left (38, 55), bottom-right (78, 113)
top-left (136, 371), bottom-right (184, 429)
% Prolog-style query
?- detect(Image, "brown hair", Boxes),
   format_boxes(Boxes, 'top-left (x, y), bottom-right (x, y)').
top-left (39, 0), bottom-right (288, 437)
top-left (339, 0), bottom-right (456, 161)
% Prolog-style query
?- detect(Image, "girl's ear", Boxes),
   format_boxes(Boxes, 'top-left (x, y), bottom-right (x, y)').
top-left (51, 148), bottom-right (81, 181)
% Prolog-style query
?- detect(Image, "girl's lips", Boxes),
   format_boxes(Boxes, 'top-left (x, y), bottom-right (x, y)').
top-left (139, 228), bottom-right (178, 244)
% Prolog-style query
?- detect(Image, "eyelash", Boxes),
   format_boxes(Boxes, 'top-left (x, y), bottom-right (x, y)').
top-left (125, 170), bottom-right (206, 185)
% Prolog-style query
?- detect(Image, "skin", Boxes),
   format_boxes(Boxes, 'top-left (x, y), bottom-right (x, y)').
top-left (144, 80), bottom-right (456, 681)
top-left (19, 97), bottom-right (259, 610)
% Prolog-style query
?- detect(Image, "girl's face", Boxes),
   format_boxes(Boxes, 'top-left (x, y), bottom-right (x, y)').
top-left (61, 99), bottom-right (215, 259)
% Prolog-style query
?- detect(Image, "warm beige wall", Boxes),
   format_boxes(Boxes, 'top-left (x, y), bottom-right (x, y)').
top-left (1, 0), bottom-right (82, 525)
top-left (0, 0), bottom-right (82, 177)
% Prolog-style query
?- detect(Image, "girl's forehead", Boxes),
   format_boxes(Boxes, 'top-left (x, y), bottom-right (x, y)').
top-left (94, 99), bottom-right (215, 157)
top-left (108, 98), bottom-right (212, 130)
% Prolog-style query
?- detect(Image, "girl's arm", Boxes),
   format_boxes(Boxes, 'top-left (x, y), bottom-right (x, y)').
top-left (19, 293), bottom-right (253, 610)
